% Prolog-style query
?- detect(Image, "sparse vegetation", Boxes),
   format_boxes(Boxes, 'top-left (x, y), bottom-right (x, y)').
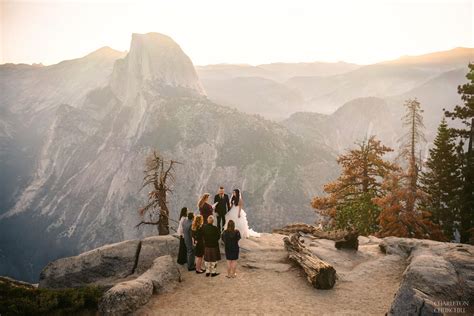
top-left (0, 277), bottom-right (103, 316)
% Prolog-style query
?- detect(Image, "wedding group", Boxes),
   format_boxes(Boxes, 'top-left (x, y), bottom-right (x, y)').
top-left (176, 187), bottom-right (260, 278)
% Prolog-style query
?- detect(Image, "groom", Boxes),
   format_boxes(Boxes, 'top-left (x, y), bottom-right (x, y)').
top-left (214, 186), bottom-right (231, 232)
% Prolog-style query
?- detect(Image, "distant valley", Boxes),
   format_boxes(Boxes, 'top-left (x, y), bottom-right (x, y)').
top-left (0, 33), bottom-right (471, 282)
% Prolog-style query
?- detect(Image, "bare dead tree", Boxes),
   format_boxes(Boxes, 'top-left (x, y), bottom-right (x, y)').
top-left (136, 150), bottom-right (181, 235)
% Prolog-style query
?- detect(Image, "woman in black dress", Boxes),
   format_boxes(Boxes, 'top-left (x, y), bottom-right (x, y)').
top-left (191, 215), bottom-right (205, 274)
top-left (222, 219), bottom-right (241, 278)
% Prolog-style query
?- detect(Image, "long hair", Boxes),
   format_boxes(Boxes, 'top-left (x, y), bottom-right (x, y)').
top-left (192, 215), bottom-right (203, 231)
top-left (231, 189), bottom-right (240, 206)
top-left (226, 219), bottom-right (235, 232)
top-left (179, 207), bottom-right (188, 219)
top-left (197, 193), bottom-right (210, 209)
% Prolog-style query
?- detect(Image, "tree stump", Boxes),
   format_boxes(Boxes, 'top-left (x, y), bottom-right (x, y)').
top-left (283, 233), bottom-right (336, 289)
top-left (334, 229), bottom-right (359, 250)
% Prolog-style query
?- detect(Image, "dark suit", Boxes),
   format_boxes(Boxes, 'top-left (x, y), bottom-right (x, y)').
top-left (214, 193), bottom-right (231, 231)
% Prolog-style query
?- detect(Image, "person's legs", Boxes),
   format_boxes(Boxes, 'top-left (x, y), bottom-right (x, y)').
top-left (216, 214), bottom-right (222, 231)
top-left (205, 261), bottom-right (211, 275)
top-left (226, 260), bottom-right (231, 277)
top-left (186, 245), bottom-right (195, 270)
top-left (231, 260), bottom-right (237, 276)
top-left (196, 256), bottom-right (202, 271)
top-left (210, 261), bottom-right (217, 274)
top-left (217, 214), bottom-right (225, 231)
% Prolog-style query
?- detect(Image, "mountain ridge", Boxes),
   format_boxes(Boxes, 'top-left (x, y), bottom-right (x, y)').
top-left (0, 33), bottom-right (337, 283)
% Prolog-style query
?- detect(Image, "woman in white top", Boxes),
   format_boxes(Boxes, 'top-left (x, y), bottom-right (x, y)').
top-left (177, 207), bottom-right (188, 265)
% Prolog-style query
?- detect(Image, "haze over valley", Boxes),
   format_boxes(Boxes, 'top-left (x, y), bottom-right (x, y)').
top-left (0, 30), bottom-right (472, 282)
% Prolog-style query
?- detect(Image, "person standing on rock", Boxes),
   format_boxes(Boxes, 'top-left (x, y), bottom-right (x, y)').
top-left (198, 193), bottom-right (214, 223)
top-left (182, 211), bottom-right (196, 271)
top-left (222, 219), bottom-right (241, 278)
top-left (214, 186), bottom-right (231, 232)
top-left (192, 215), bottom-right (205, 274)
top-left (203, 215), bottom-right (221, 277)
top-left (176, 207), bottom-right (188, 265)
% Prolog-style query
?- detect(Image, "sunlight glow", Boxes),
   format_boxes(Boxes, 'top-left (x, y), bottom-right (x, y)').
top-left (1, 0), bottom-right (473, 65)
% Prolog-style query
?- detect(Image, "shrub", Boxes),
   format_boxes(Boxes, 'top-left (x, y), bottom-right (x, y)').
top-left (0, 278), bottom-right (103, 316)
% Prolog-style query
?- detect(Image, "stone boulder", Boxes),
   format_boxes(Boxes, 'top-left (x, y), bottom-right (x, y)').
top-left (98, 278), bottom-right (153, 315)
top-left (138, 255), bottom-right (181, 293)
top-left (39, 235), bottom-right (180, 289)
top-left (99, 255), bottom-right (180, 315)
top-left (136, 235), bottom-right (179, 274)
top-left (381, 237), bottom-right (474, 315)
top-left (39, 239), bottom-right (140, 289)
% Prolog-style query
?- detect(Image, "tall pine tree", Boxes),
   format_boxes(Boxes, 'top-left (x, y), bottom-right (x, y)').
top-left (445, 63), bottom-right (474, 243)
top-left (420, 118), bottom-right (461, 240)
top-left (399, 98), bottom-right (425, 212)
top-left (375, 99), bottom-right (445, 240)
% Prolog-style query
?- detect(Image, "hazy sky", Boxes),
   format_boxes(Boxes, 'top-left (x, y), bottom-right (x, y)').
top-left (1, 0), bottom-right (473, 66)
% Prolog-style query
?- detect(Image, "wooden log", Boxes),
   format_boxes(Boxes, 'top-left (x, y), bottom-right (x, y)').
top-left (283, 233), bottom-right (336, 290)
top-left (275, 223), bottom-right (359, 250)
top-left (273, 223), bottom-right (316, 235)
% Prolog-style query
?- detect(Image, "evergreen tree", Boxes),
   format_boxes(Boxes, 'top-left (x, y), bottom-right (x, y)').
top-left (312, 136), bottom-right (398, 235)
top-left (374, 170), bottom-right (445, 240)
top-left (420, 118), bottom-right (461, 239)
top-left (375, 99), bottom-right (445, 240)
top-left (399, 98), bottom-right (425, 212)
top-left (445, 63), bottom-right (474, 244)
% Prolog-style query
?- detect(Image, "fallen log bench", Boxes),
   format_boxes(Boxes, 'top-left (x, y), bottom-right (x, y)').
top-left (274, 223), bottom-right (316, 235)
top-left (275, 223), bottom-right (359, 250)
top-left (283, 232), bottom-right (336, 290)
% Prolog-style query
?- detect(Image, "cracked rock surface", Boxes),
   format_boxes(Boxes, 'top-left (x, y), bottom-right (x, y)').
top-left (39, 236), bottom-right (178, 289)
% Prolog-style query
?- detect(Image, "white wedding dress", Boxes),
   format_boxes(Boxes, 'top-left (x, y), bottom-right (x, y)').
top-left (224, 205), bottom-right (260, 238)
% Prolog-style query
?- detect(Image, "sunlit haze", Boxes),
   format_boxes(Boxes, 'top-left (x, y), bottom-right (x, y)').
top-left (1, 0), bottom-right (473, 66)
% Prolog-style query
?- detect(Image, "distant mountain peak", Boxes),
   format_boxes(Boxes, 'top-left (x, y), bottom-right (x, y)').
top-left (333, 97), bottom-right (388, 115)
top-left (85, 46), bottom-right (126, 59)
top-left (382, 47), bottom-right (474, 65)
top-left (110, 32), bottom-right (205, 102)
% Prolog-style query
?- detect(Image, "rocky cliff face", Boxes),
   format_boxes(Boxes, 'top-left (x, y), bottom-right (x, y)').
top-left (0, 33), bottom-right (337, 282)
top-left (283, 97), bottom-right (400, 154)
top-left (110, 33), bottom-right (205, 103)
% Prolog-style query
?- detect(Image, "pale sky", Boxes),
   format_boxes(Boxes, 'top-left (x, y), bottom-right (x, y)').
top-left (1, 0), bottom-right (473, 66)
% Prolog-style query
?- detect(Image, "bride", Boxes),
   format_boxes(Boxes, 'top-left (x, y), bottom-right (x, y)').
top-left (224, 189), bottom-right (260, 238)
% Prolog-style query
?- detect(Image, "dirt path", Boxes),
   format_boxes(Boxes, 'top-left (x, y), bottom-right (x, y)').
top-left (136, 234), bottom-right (406, 315)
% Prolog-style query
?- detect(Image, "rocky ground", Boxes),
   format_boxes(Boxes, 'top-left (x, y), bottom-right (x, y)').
top-left (33, 232), bottom-right (474, 315)
top-left (136, 234), bottom-right (406, 315)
